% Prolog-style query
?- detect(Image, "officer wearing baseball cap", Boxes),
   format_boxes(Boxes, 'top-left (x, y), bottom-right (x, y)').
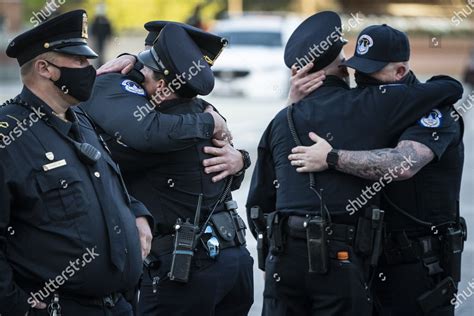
top-left (246, 12), bottom-right (464, 316)
top-left (1, 9), bottom-right (154, 316)
top-left (332, 24), bottom-right (466, 316)
top-left (342, 24), bottom-right (410, 74)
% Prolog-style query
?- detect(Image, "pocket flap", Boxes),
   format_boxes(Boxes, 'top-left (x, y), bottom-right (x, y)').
top-left (211, 212), bottom-right (235, 242)
top-left (35, 168), bottom-right (83, 192)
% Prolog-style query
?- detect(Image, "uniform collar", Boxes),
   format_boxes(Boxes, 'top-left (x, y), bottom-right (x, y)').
top-left (304, 75), bottom-right (350, 99)
top-left (20, 86), bottom-right (74, 136)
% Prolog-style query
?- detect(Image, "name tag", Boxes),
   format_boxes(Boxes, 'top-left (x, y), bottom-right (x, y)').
top-left (42, 159), bottom-right (67, 172)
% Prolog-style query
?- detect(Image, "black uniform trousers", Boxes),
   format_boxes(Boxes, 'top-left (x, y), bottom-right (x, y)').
top-left (26, 296), bottom-right (133, 316)
top-left (373, 259), bottom-right (455, 316)
top-left (262, 238), bottom-right (372, 316)
top-left (139, 246), bottom-right (254, 316)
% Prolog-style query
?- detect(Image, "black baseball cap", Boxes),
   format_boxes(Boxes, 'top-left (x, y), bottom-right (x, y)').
top-left (6, 10), bottom-right (98, 66)
top-left (284, 11), bottom-right (348, 72)
top-left (138, 23), bottom-right (214, 98)
top-left (144, 21), bottom-right (227, 66)
top-left (341, 24), bottom-right (410, 74)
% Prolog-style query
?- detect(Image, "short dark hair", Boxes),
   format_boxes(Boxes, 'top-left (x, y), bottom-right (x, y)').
top-left (152, 71), bottom-right (165, 82)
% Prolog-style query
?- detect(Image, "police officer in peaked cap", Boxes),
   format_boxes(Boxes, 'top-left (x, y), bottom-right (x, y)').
top-left (1, 9), bottom-right (154, 316)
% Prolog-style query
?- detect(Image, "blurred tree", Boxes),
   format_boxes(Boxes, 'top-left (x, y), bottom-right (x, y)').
top-left (243, 0), bottom-right (290, 11)
top-left (83, 0), bottom-right (226, 31)
top-left (23, 0), bottom-right (84, 17)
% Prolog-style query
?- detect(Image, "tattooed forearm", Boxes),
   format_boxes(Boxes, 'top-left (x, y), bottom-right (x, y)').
top-left (336, 140), bottom-right (435, 181)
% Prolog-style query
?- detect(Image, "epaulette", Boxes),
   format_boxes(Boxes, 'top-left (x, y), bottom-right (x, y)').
top-left (0, 97), bottom-right (33, 141)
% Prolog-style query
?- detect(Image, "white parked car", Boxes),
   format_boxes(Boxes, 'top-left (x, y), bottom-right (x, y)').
top-left (211, 14), bottom-right (301, 99)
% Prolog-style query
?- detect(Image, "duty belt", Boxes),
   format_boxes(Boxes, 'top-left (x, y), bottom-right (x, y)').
top-left (56, 292), bottom-right (122, 308)
top-left (151, 211), bottom-right (243, 257)
top-left (384, 232), bottom-right (444, 275)
top-left (285, 215), bottom-right (355, 245)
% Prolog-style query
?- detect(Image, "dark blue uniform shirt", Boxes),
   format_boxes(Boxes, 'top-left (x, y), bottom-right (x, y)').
top-left (246, 75), bottom-right (463, 234)
top-left (379, 83), bottom-right (464, 232)
top-left (80, 73), bottom-right (216, 153)
top-left (0, 87), bottom-right (150, 315)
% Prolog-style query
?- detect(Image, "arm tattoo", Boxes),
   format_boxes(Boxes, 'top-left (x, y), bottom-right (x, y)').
top-left (336, 140), bottom-right (435, 180)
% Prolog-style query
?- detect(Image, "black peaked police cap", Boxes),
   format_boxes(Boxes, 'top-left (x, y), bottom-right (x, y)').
top-left (6, 9), bottom-right (98, 66)
top-left (138, 23), bottom-right (215, 98)
top-left (284, 11), bottom-right (347, 72)
top-left (144, 21), bottom-right (228, 66)
top-left (341, 24), bottom-right (410, 74)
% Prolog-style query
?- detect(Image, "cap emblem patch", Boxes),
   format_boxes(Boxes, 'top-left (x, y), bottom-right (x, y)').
top-left (357, 35), bottom-right (373, 55)
top-left (419, 109), bottom-right (443, 128)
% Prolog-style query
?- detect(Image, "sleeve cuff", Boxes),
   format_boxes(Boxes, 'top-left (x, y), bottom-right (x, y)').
top-left (201, 113), bottom-right (215, 139)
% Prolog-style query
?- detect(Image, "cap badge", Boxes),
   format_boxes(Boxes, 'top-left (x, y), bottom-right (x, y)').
top-left (81, 13), bottom-right (88, 39)
top-left (357, 35), bottom-right (373, 55)
top-left (419, 109), bottom-right (442, 128)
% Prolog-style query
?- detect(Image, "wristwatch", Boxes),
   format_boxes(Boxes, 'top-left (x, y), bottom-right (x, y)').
top-left (235, 149), bottom-right (251, 176)
top-left (326, 149), bottom-right (339, 170)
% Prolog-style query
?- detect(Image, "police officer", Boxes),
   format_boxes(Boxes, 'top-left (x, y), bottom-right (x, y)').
top-left (1, 10), bottom-right (154, 316)
top-left (246, 11), bottom-right (464, 316)
top-left (83, 23), bottom-right (253, 316)
top-left (288, 25), bottom-right (465, 316)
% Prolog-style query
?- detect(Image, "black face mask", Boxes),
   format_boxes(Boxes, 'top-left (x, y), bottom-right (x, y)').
top-left (48, 61), bottom-right (96, 102)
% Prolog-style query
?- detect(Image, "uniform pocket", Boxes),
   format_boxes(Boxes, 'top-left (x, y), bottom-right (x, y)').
top-left (35, 167), bottom-right (89, 222)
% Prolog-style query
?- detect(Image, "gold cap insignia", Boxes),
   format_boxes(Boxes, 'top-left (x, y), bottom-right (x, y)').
top-left (204, 55), bottom-right (213, 65)
top-left (81, 13), bottom-right (88, 39)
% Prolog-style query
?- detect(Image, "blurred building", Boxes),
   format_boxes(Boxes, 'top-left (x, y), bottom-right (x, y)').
top-left (0, 0), bottom-right (22, 32)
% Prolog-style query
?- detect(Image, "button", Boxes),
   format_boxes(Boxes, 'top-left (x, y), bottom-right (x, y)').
top-left (59, 179), bottom-right (68, 189)
top-left (124, 248), bottom-right (128, 254)
top-left (94, 171), bottom-right (101, 178)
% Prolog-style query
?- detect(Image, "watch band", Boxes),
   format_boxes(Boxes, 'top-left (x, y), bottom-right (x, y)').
top-left (326, 149), bottom-right (339, 170)
top-left (235, 149), bottom-right (251, 176)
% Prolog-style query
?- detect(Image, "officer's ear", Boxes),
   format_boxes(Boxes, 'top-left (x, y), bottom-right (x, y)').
top-left (155, 78), bottom-right (168, 92)
top-left (34, 58), bottom-right (58, 81)
top-left (394, 63), bottom-right (409, 81)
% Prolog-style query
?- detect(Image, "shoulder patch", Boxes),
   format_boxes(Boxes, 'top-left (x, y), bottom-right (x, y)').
top-left (419, 109), bottom-right (443, 128)
top-left (121, 79), bottom-right (146, 96)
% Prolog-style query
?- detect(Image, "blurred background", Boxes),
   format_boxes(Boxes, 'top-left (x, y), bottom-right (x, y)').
top-left (0, 0), bottom-right (473, 315)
